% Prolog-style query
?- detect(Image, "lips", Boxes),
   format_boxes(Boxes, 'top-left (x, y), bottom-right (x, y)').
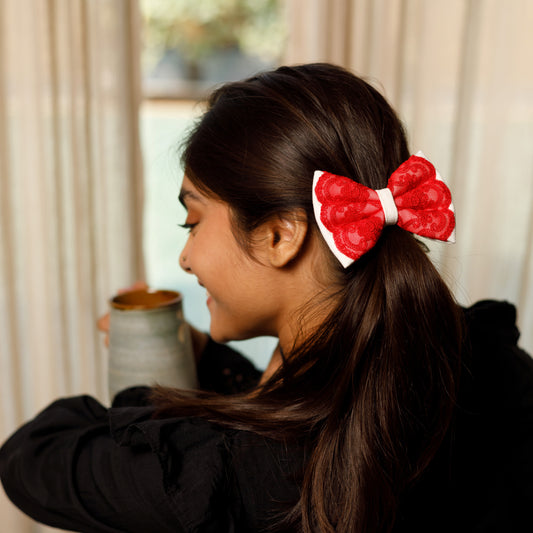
top-left (198, 280), bottom-right (212, 306)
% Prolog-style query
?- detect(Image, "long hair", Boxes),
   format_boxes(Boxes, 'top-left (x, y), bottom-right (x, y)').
top-left (152, 63), bottom-right (463, 532)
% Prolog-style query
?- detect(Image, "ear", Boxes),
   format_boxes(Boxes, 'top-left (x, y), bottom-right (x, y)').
top-left (256, 210), bottom-right (308, 268)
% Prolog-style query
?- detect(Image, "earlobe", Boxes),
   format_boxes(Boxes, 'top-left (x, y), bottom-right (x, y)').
top-left (263, 211), bottom-right (308, 268)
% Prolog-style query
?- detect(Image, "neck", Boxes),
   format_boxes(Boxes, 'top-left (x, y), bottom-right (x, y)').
top-left (259, 344), bottom-right (283, 384)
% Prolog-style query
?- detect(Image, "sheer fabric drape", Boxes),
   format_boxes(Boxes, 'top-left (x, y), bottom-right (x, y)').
top-left (0, 1), bottom-right (144, 530)
top-left (285, 0), bottom-right (533, 353)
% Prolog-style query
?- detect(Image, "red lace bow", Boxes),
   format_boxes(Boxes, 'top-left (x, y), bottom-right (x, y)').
top-left (312, 152), bottom-right (455, 267)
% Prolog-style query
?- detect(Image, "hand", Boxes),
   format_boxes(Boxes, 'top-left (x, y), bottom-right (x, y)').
top-left (97, 281), bottom-right (148, 347)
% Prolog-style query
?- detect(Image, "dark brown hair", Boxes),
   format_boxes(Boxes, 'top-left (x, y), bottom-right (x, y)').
top-left (152, 63), bottom-right (463, 532)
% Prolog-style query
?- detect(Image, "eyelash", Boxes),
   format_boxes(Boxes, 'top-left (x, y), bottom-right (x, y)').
top-left (179, 222), bottom-right (198, 233)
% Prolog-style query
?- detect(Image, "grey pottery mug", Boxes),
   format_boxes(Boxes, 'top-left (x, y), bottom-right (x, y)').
top-left (108, 289), bottom-right (197, 400)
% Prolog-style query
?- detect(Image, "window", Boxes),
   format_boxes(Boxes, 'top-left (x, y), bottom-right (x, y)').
top-left (140, 0), bottom-right (286, 368)
top-left (141, 0), bottom-right (285, 99)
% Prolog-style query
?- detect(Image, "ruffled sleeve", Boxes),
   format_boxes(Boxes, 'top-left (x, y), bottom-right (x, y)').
top-left (0, 395), bottom-right (238, 532)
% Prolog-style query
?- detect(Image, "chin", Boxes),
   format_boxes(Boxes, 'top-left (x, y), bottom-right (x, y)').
top-left (208, 325), bottom-right (234, 344)
top-left (209, 331), bottom-right (229, 344)
top-left (209, 323), bottom-right (257, 344)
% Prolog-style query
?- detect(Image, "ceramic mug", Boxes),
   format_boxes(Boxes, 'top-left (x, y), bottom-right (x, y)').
top-left (108, 289), bottom-right (197, 400)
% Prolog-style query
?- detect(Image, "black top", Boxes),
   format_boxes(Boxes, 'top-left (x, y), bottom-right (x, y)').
top-left (1, 301), bottom-right (532, 532)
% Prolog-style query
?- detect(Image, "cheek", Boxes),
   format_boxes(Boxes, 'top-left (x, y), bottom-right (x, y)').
top-left (188, 233), bottom-right (230, 281)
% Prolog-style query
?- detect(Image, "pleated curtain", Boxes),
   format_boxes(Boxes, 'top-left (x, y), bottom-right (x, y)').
top-left (0, 1), bottom-right (144, 530)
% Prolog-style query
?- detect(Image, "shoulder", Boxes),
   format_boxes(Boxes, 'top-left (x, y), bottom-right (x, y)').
top-left (397, 302), bottom-right (533, 532)
top-left (461, 299), bottom-right (533, 409)
top-left (440, 300), bottom-right (533, 530)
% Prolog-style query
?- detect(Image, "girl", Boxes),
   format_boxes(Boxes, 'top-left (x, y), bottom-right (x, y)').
top-left (1, 63), bottom-right (532, 533)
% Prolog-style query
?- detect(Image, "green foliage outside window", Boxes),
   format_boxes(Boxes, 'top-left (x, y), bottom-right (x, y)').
top-left (140, 0), bottom-right (286, 85)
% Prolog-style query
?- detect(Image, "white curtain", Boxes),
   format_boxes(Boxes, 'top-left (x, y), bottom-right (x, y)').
top-left (0, 1), bottom-right (144, 531)
top-left (284, 0), bottom-right (533, 353)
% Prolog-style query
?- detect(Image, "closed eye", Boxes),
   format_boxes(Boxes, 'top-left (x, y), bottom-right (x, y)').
top-left (179, 222), bottom-right (198, 233)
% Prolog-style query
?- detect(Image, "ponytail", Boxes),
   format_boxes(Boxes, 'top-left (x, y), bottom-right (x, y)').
top-left (286, 228), bottom-right (462, 532)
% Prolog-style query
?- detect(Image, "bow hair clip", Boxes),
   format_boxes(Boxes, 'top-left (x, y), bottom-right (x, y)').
top-left (312, 151), bottom-right (455, 267)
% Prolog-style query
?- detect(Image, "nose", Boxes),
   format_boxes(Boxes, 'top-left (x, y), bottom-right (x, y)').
top-left (180, 240), bottom-right (192, 273)
top-left (180, 253), bottom-right (192, 273)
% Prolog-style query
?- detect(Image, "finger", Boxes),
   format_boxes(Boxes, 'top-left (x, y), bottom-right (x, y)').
top-left (97, 314), bottom-right (110, 348)
top-left (98, 282), bottom-right (148, 349)
top-left (97, 313), bottom-right (110, 333)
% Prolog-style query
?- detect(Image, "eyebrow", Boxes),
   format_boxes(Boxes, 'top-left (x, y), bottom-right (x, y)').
top-left (178, 188), bottom-right (204, 208)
